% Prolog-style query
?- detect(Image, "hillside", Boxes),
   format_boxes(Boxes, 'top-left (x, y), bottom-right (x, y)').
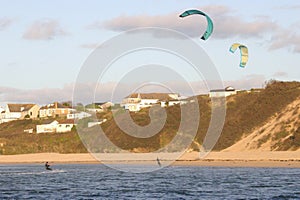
top-left (0, 80), bottom-right (299, 154)
top-left (93, 80), bottom-right (300, 152)
top-left (223, 97), bottom-right (300, 151)
top-left (0, 119), bottom-right (87, 154)
top-left (214, 80), bottom-right (300, 151)
top-left (69, 80), bottom-right (300, 153)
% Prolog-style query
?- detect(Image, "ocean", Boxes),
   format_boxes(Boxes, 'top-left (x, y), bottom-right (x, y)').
top-left (0, 164), bottom-right (299, 199)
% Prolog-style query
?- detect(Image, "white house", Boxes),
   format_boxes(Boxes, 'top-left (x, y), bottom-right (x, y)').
top-left (160, 96), bottom-right (189, 107)
top-left (160, 100), bottom-right (181, 107)
top-left (36, 120), bottom-right (59, 133)
top-left (88, 119), bottom-right (107, 128)
top-left (0, 107), bottom-right (5, 123)
top-left (0, 103), bottom-right (40, 123)
top-left (121, 93), bottom-right (180, 112)
top-left (209, 86), bottom-right (237, 98)
top-left (24, 129), bottom-right (34, 133)
top-left (0, 106), bottom-right (4, 114)
top-left (67, 111), bottom-right (91, 120)
top-left (36, 119), bottom-right (75, 133)
top-left (56, 119), bottom-right (75, 133)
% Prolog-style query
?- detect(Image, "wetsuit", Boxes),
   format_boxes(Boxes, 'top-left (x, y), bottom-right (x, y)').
top-left (45, 162), bottom-right (51, 170)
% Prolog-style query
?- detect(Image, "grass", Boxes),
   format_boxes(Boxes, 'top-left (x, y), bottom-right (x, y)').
top-left (0, 80), bottom-right (300, 154)
top-left (213, 81), bottom-right (300, 150)
top-left (256, 134), bottom-right (271, 148)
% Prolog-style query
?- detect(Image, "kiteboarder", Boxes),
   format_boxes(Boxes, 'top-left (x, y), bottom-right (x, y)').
top-left (45, 162), bottom-right (52, 170)
top-left (157, 157), bottom-right (161, 167)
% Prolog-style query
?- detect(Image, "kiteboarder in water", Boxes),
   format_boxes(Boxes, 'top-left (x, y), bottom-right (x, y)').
top-left (45, 162), bottom-right (52, 170)
top-left (157, 157), bottom-right (161, 167)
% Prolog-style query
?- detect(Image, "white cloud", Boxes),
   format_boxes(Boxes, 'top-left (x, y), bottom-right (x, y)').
top-left (0, 75), bottom-right (266, 105)
top-left (223, 74), bottom-right (266, 89)
top-left (88, 5), bottom-right (300, 53)
top-left (272, 71), bottom-right (288, 78)
top-left (268, 28), bottom-right (300, 53)
top-left (93, 5), bottom-right (278, 39)
top-left (79, 43), bottom-right (99, 49)
top-left (23, 19), bottom-right (68, 40)
top-left (273, 5), bottom-right (300, 10)
top-left (0, 18), bottom-right (14, 31)
top-left (0, 84), bottom-right (74, 105)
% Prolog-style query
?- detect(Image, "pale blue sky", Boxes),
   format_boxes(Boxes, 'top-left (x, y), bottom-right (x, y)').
top-left (0, 0), bottom-right (299, 104)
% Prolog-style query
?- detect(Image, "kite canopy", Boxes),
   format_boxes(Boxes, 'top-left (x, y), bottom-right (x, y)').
top-left (179, 9), bottom-right (214, 40)
top-left (229, 43), bottom-right (248, 68)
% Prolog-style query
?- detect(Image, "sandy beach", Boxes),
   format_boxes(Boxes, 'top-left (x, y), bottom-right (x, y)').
top-left (1, 151), bottom-right (300, 168)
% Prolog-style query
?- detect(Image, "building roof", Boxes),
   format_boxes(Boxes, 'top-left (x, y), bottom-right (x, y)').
top-left (125, 93), bottom-right (178, 101)
top-left (210, 86), bottom-right (236, 92)
top-left (94, 102), bottom-right (108, 106)
top-left (7, 104), bottom-right (36, 112)
top-left (225, 86), bottom-right (235, 91)
top-left (57, 119), bottom-right (75, 124)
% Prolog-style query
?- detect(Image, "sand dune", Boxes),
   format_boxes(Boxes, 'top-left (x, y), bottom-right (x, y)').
top-left (223, 97), bottom-right (300, 152)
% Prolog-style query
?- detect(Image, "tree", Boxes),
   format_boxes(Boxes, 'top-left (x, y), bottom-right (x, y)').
top-left (76, 103), bottom-right (85, 111)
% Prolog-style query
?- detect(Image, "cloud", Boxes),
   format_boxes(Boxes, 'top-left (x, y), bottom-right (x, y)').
top-left (273, 5), bottom-right (300, 10)
top-left (0, 84), bottom-right (74, 105)
top-left (223, 74), bottom-right (266, 89)
top-left (89, 5), bottom-right (300, 53)
top-left (268, 28), bottom-right (300, 53)
top-left (0, 18), bottom-right (14, 31)
top-left (0, 75), bottom-right (266, 105)
top-left (212, 15), bottom-right (278, 39)
top-left (272, 71), bottom-right (288, 78)
top-left (79, 43), bottom-right (99, 49)
top-left (93, 5), bottom-right (278, 39)
top-left (23, 19), bottom-right (68, 40)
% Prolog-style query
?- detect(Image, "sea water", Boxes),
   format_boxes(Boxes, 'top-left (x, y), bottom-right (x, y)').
top-left (0, 164), bottom-right (299, 199)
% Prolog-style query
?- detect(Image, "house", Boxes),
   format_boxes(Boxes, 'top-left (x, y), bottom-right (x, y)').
top-left (36, 119), bottom-right (75, 133)
top-left (160, 96), bottom-right (189, 107)
top-left (24, 129), bottom-right (34, 133)
top-left (121, 93), bottom-right (180, 112)
top-left (39, 102), bottom-right (75, 118)
top-left (85, 102), bottom-right (114, 113)
top-left (0, 107), bottom-right (5, 123)
top-left (209, 86), bottom-right (237, 98)
top-left (0, 106), bottom-right (4, 114)
top-left (67, 111), bottom-right (91, 120)
top-left (88, 119), bottom-right (107, 128)
top-left (0, 103), bottom-right (40, 123)
top-left (56, 119), bottom-right (75, 133)
top-left (99, 102), bottom-right (114, 110)
top-left (36, 120), bottom-right (59, 133)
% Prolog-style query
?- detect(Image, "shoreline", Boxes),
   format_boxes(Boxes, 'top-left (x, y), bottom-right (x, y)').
top-left (0, 151), bottom-right (300, 168)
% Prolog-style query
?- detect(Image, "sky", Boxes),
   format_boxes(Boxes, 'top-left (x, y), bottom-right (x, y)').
top-left (0, 0), bottom-right (300, 105)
